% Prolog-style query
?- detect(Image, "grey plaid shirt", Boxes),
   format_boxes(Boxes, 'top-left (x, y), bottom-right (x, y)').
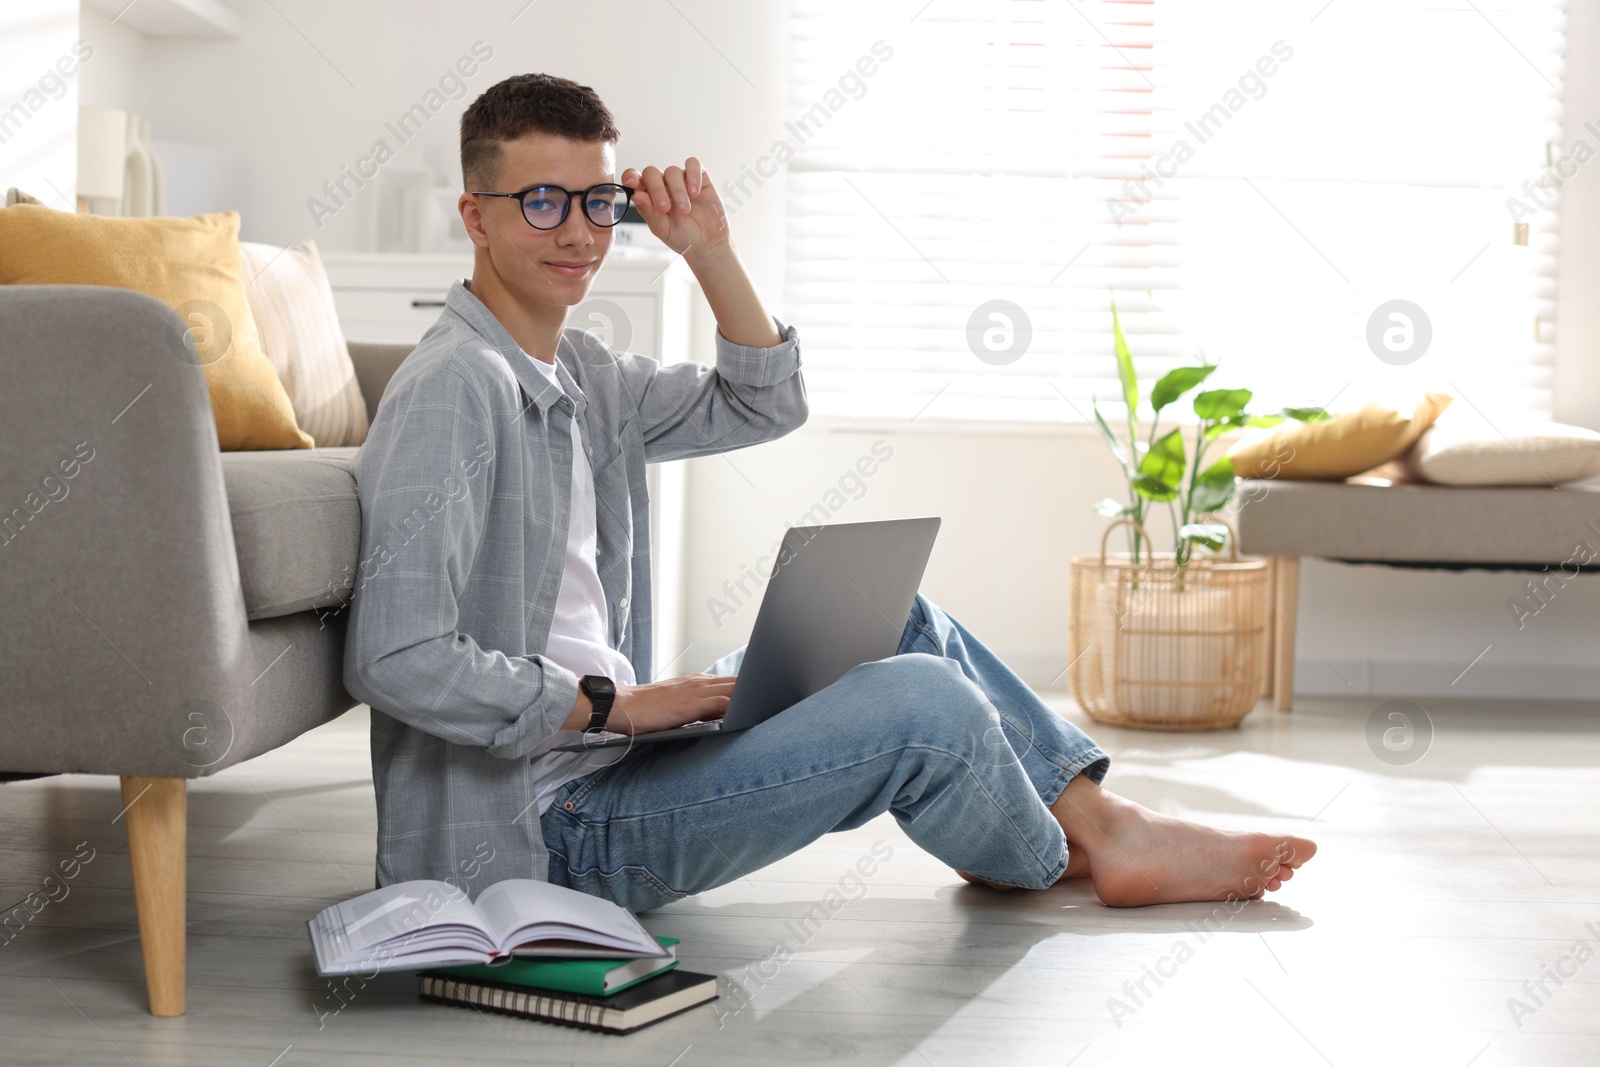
top-left (343, 279), bottom-right (807, 895)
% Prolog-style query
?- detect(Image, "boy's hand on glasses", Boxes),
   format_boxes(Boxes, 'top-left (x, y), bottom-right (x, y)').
top-left (620, 158), bottom-right (728, 260)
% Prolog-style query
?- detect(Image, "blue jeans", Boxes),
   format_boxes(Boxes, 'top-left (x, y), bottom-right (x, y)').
top-left (539, 593), bottom-right (1111, 911)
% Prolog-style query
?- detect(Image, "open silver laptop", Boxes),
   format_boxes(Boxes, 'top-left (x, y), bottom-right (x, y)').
top-left (554, 516), bottom-right (941, 752)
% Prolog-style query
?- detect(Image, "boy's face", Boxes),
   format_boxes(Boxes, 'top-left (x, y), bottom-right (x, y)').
top-left (461, 131), bottom-right (617, 309)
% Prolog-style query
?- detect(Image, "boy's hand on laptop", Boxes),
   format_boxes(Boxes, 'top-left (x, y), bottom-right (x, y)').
top-left (621, 158), bottom-right (729, 260)
top-left (562, 673), bottom-right (734, 735)
top-left (609, 673), bottom-right (735, 735)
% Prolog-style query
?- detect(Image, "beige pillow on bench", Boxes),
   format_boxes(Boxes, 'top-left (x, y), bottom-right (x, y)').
top-left (1402, 406), bottom-right (1600, 486)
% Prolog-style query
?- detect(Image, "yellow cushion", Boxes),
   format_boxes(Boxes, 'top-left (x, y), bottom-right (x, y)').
top-left (1227, 392), bottom-right (1453, 480)
top-left (0, 204), bottom-right (314, 450)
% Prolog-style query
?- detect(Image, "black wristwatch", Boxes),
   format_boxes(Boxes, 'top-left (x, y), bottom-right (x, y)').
top-left (579, 675), bottom-right (616, 733)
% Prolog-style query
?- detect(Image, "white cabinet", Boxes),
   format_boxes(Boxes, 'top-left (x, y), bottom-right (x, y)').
top-left (321, 250), bottom-right (695, 680)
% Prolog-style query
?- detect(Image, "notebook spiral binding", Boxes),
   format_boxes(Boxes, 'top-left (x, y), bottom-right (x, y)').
top-left (420, 975), bottom-right (611, 1030)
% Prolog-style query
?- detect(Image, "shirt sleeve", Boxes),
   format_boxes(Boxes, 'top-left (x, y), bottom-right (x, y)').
top-left (619, 314), bottom-right (809, 463)
top-left (342, 364), bottom-right (578, 760)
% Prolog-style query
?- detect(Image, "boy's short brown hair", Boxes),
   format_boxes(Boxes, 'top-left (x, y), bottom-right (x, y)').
top-left (459, 73), bottom-right (620, 190)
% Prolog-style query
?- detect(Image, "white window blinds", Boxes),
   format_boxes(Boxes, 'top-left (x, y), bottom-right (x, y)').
top-left (783, 0), bottom-right (1567, 424)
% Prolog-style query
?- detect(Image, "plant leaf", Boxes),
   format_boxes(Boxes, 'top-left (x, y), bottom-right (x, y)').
top-left (1193, 388), bottom-right (1252, 421)
top-left (1133, 475), bottom-right (1179, 502)
top-left (1091, 400), bottom-right (1131, 469)
top-left (1110, 300), bottom-right (1138, 416)
top-left (1189, 455), bottom-right (1237, 514)
top-left (1203, 411), bottom-right (1280, 442)
top-left (1094, 497), bottom-right (1131, 518)
top-left (1283, 405), bottom-right (1332, 423)
top-left (1151, 365), bottom-right (1217, 413)
top-left (1180, 522), bottom-right (1229, 552)
top-left (1137, 428), bottom-right (1186, 500)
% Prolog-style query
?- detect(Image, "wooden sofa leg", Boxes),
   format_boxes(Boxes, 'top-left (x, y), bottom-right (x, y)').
top-left (120, 776), bottom-right (186, 1017)
top-left (1272, 557), bottom-right (1300, 711)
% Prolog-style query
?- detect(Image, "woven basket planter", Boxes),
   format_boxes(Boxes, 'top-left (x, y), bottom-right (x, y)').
top-left (1068, 520), bottom-right (1270, 730)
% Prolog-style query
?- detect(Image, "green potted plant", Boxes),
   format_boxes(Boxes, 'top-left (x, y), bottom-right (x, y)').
top-left (1068, 301), bottom-right (1325, 730)
top-left (1090, 301), bottom-right (1326, 567)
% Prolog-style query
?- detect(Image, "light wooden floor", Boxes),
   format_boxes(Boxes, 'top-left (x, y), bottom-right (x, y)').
top-left (2, 694), bottom-right (1598, 1066)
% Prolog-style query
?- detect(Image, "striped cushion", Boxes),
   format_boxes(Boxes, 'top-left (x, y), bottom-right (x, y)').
top-left (239, 239), bottom-right (369, 447)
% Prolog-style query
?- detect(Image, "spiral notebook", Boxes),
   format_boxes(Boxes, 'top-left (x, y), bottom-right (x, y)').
top-left (418, 967), bottom-right (718, 1034)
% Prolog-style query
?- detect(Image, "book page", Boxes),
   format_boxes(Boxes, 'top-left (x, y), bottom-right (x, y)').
top-left (333, 880), bottom-right (488, 955)
top-left (474, 879), bottom-right (657, 954)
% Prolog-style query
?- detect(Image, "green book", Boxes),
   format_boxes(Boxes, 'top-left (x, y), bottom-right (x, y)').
top-left (431, 937), bottom-right (679, 997)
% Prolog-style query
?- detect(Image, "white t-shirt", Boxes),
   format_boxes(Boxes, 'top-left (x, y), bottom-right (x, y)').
top-left (526, 353), bottom-right (636, 686)
top-left (520, 351), bottom-right (635, 815)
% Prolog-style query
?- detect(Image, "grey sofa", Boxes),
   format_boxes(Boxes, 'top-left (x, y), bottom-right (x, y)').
top-left (1, 286), bottom-right (412, 1017)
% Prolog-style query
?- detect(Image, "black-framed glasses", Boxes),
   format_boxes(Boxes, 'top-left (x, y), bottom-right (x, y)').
top-left (470, 182), bottom-right (633, 231)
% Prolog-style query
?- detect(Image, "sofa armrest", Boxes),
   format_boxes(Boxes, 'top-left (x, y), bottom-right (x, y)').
top-left (346, 340), bottom-right (415, 424)
top-left (0, 286), bottom-right (255, 777)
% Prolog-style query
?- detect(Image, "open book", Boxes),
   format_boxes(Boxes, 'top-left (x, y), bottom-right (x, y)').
top-left (307, 878), bottom-right (666, 976)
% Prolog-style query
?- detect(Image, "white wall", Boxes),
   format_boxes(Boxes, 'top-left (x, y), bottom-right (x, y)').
top-left (1554, 0), bottom-right (1600, 433)
top-left (1, 1), bottom-right (83, 205)
top-left (681, 419), bottom-right (1125, 681)
top-left (77, 5), bottom-right (146, 114)
top-left (80, 0), bottom-right (1600, 700)
top-left (119, 0), bottom-right (789, 301)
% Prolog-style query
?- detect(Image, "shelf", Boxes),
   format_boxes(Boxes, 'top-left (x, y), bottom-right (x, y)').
top-left (82, 0), bottom-right (242, 39)
top-left (319, 250), bottom-right (687, 293)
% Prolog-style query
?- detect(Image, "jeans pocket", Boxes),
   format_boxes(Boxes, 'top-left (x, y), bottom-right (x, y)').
top-left (553, 758), bottom-right (625, 817)
top-left (562, 862), bottom-right (688, 913)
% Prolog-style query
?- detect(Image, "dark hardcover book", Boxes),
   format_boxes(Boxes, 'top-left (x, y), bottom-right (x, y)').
top-left (418, 967), bottom-right (718, 1034)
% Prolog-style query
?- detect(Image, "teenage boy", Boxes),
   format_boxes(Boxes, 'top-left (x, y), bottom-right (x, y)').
top-left (343, 73), bottom-right (1315, 910)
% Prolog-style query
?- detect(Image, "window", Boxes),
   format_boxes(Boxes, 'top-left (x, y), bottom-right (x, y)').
top-left (783, 0), bottom-right (1567, 424)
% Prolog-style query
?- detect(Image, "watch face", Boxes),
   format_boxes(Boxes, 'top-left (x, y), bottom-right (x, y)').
top-left (582, 675), bottom-right (615, 698)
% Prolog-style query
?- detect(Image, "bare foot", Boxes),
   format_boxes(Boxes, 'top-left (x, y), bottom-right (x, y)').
top-left (1052, 778), bottom-right (1316, 907)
